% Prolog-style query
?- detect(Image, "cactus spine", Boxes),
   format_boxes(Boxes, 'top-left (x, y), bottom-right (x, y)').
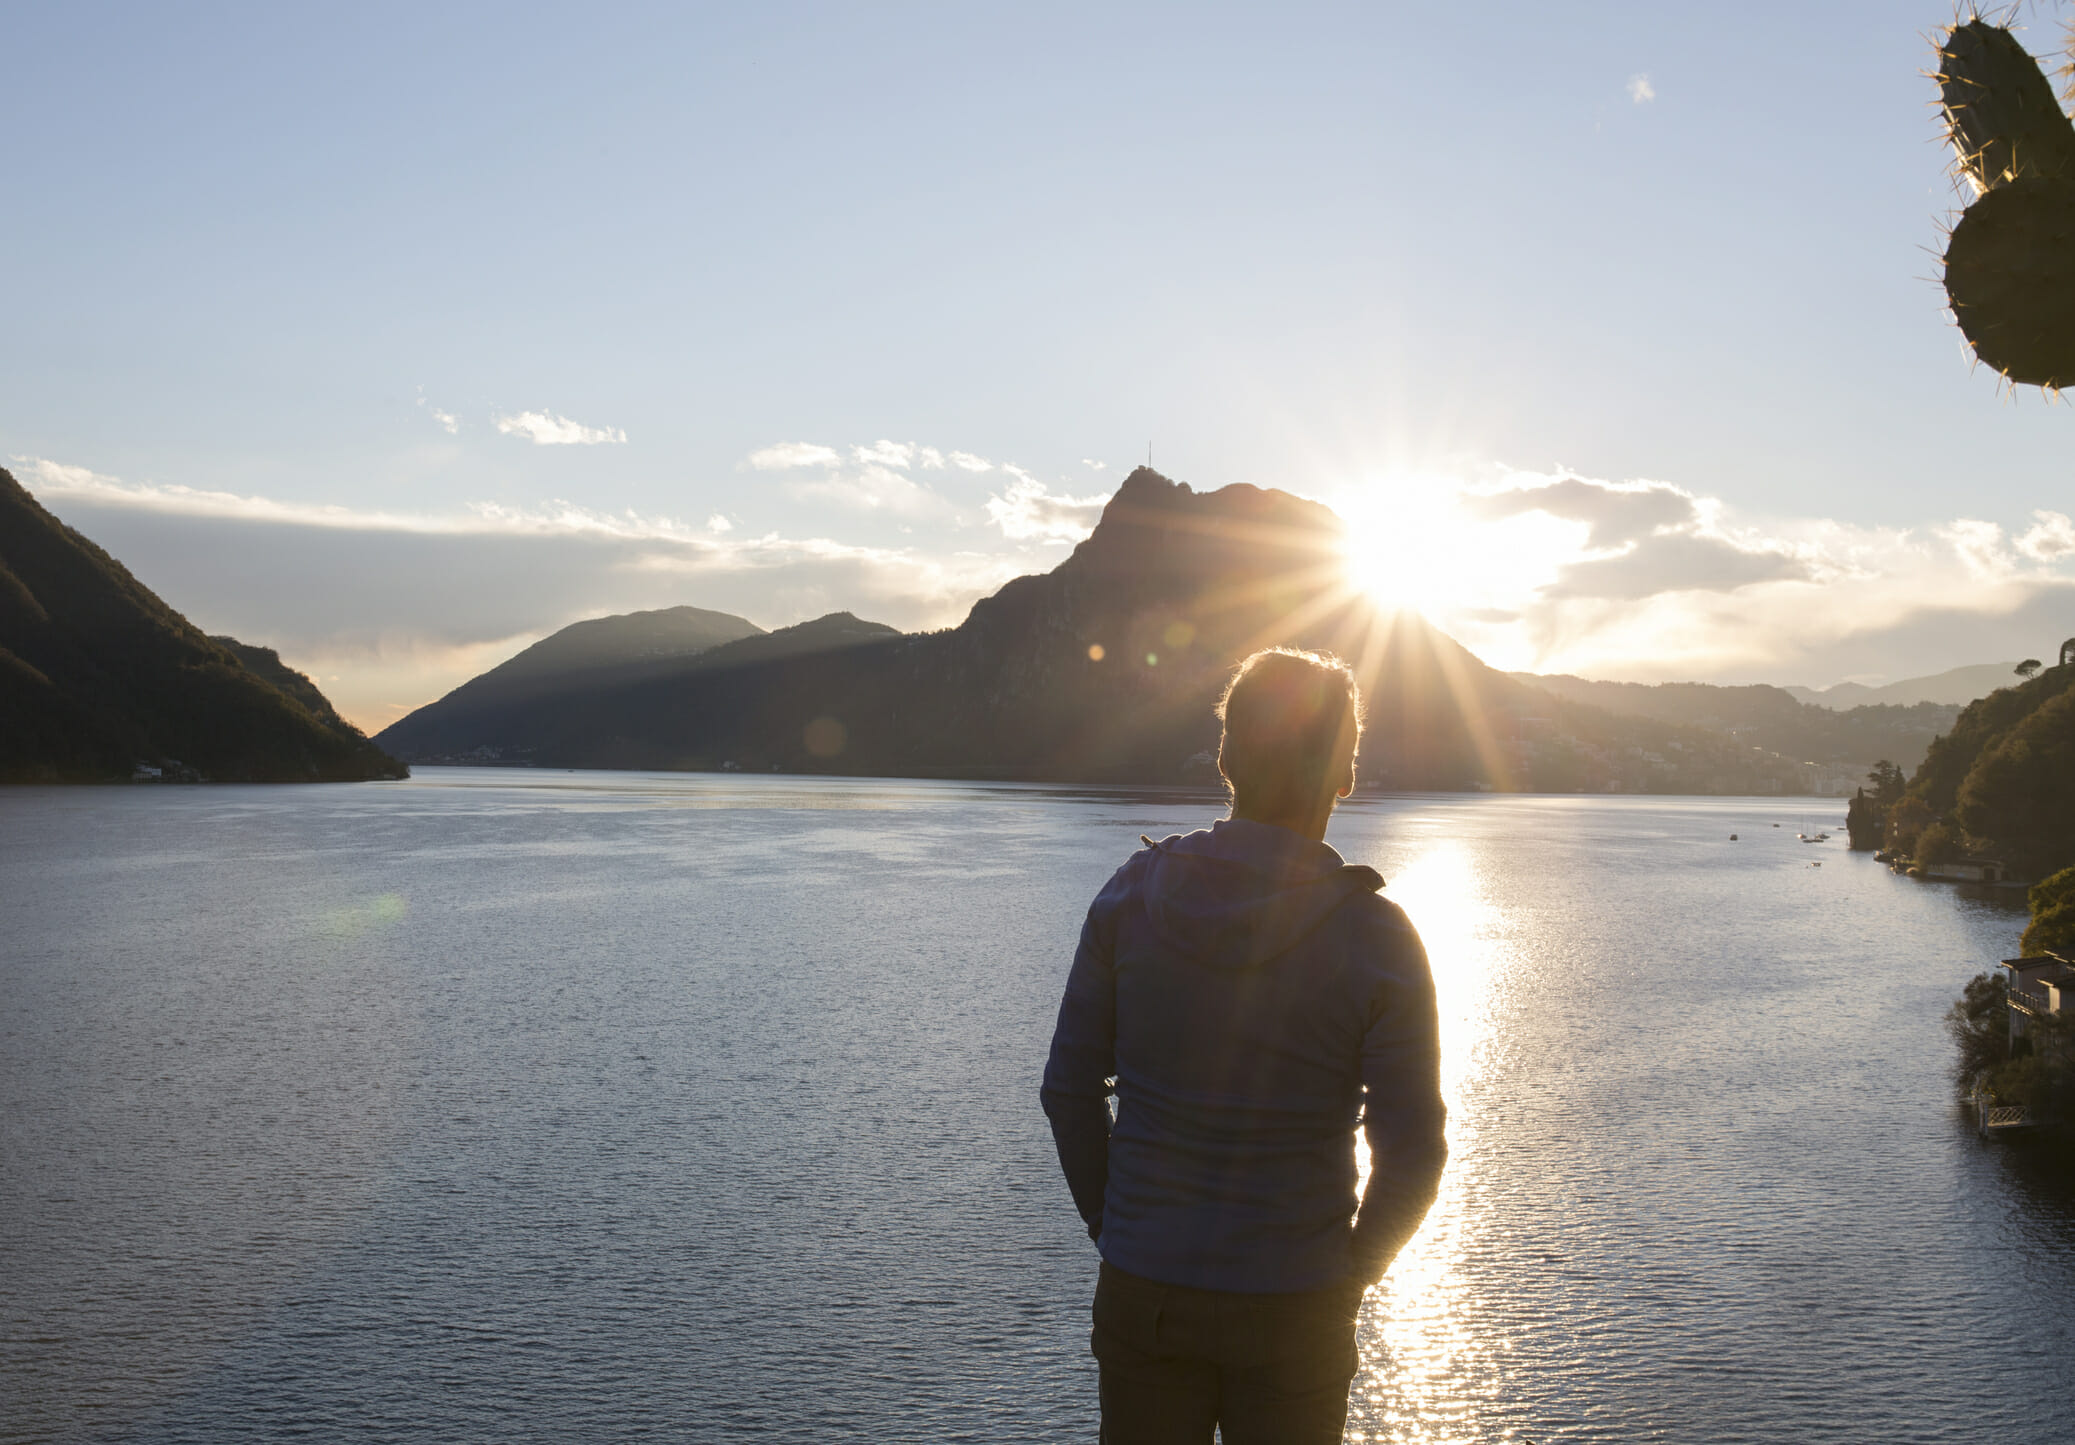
top-left (1936, 20), bottom-right (2075, 388)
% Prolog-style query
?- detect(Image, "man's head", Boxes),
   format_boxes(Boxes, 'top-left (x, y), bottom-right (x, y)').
top-left (1215, 648), bottom-right (1363, 828)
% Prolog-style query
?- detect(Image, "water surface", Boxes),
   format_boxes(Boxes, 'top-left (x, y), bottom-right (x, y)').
top-left (2, 772), bottom-right (2065, 1443)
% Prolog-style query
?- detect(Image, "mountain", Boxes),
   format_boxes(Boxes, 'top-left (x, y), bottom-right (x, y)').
top-left (374, 604), bottom-right (765, 759)
top-left (1785, 663), bottom-right (2024, 709)
top-left (378, 469), bottom-right (1846, 794)
top-left (0, 466), bottom-right (404, 783)
top-left (460, 604), bottom-right (763, 697)
top-left (1512, 673), bottom-right (1960, 774)
top-left (210, 636), bottom-right (355, 730)
top-left (378, 610), bottom-right (895, 762)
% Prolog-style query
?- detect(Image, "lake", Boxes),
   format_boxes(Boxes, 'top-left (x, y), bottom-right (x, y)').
top-left (3, 770), bottom-right (2069, 1443)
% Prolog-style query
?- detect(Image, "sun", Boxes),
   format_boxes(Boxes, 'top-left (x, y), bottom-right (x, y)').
top-left (1333, 477), bottom-right (1578, 619)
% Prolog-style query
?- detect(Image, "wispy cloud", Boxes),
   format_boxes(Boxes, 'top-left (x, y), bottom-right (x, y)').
top-left (792, 464), bottom-right (947, 518)
top-left (1081, 458), bottom-right (1107, 472)
top-left (852, 440), bottom-right (915, 469)
top-left (415, 391), bottom-right (460, 434)
top-left (985, 476), bottom-right (1111, 543)
top-left (495, 410), bottom-right (627, 446)
top-left (1627, 73), bottom-right (1655, 104)
top-left (2017, 509), bottom-right (2075, 562)
top-left (747, 441), bottom-right (842, 471)
top-left (706, 513), bottom-right (734, 534)
top-left (949, 451), bottom-right (992, 472)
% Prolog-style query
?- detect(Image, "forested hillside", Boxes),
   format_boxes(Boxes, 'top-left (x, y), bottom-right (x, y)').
top-left (1, 467), bottom-right (404, 783)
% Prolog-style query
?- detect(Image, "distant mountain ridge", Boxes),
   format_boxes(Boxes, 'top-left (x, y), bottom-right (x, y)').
top-left (378, 469), bottom-right (1865, 794)
top-left (1512, 672), bottom-right (1960, 774)
top-left (0, 466), bottom-right (403, 783)
top-left (378, 609), bottom-right (897, 761)
top-left (1785, 663), bottom-right (2023, 709)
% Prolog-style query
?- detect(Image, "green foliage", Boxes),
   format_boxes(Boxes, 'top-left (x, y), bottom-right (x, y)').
top-left (1886, 793), bottom-right (1935, 857)
top-left (2018, 659), bottom-right (2043, 679)
top-left (2021, 866), bottom-right (2075, 956)
top-left (2032, 866), bottom-right (2075, 916)
top-left (2024, 902), bottom-right (2075, 957)
top-left (1947, 971), bottom-right (2010, 1093)
top-left (1955, 687), bottom-right (2075, 878)
top-left (1884, 663), bottom-right (2073, 870)
top-left (1915, 820), bottom-right (1961, 866)
top-left (1946, 970), bottom-right (2075, 1125)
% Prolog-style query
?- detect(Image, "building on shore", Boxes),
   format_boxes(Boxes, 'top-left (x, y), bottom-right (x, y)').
top-left (2002, 953), bottom-right (2075, 1045)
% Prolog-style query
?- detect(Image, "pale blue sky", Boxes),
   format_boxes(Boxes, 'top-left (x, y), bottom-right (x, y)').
top-left (6, 2), bottom-right (2073, 727)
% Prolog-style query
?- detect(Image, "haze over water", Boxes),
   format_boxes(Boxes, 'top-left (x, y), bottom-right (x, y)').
top-left (3, 772), bottom-right (2070, 1443)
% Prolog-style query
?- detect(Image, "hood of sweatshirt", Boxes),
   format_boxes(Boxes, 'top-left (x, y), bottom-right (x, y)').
top-left (1138, 817), bottom-right (1384, 971)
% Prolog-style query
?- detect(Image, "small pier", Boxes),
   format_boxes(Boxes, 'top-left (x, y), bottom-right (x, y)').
top-left (1976, 1099), bottom-right (2035, 1139)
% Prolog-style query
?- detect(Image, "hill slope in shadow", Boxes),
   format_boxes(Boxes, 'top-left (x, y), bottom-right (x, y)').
top-left (1, 467), bottom-right (405, 783)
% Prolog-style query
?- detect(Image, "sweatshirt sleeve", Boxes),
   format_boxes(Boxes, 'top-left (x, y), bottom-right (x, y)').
top-left (1351, 911), bottom-right (1448, 1282)
top-left (1039, 872), bottom-right (1126, 1239)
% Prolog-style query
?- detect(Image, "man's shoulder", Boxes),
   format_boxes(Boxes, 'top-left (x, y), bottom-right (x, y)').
top-left (1317, 887), bottom-right (1425, 969)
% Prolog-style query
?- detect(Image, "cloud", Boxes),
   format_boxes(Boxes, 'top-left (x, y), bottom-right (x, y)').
top-left (495, 410), bottom-right (626, 446)
top-left (1467, 475), bottom-right (1695, 549)
top-left (919, 447), bottom-right (946, 469)
top-left (747, 441), bottom-right (842, 471)
top-left (852, 440), bottom-right (915, 469)
top-left (985, 476), bottom-right (1111, 542)
top-left (2017, 510), bottom-right (2075, 562)
top-left (1545, 530), bottom-right (1808, 599)
top-left (1627, 73), bottom-right (1655, 104)
top-left (791, 464), bottom-right (947, 517)
top-left (1440, 489), bottom-right (2075, 684)
top-left (1081, 458), bottom-right (1107, 472)
top-left (949, 451), bottom-right (992, 472)
top-left (706, 513), bottom-right (733, 534)
top-left (414, 391), bottom-right (460, 434)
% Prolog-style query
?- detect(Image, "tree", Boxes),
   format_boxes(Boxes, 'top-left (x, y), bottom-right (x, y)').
top-left (1947, 971), bottom-right (2011, 1093)
top-left (1867, 759), bottom-right (1906, 808)
top-left (1955, 688), bottom-right (2075, 879)
top-left (2017, 659), bottom-right (2043, 680)
top-left (2023, 865), bottom-right (2075, 956)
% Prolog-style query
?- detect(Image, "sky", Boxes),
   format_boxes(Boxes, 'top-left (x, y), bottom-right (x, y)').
top-left (6, 0), bottom-right (2075, 733)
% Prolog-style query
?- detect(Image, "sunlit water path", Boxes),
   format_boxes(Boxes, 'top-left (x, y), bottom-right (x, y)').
top-left (3, 771), bottom-right (2069, 1443)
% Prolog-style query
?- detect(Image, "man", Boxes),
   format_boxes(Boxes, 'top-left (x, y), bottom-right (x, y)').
top-left (1041, 646), bottom-right (1447, 1444)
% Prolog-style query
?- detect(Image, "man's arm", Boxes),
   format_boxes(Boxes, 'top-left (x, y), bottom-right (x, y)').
top-left (1039, 888), bottom-right (1122, 1240)
top-left (1351, 921), bottom-right (1448, 1284)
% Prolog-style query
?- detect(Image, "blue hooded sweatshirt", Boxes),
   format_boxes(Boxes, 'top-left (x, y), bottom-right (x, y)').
top-left (1040, 818), bottom-right (1445, 1294)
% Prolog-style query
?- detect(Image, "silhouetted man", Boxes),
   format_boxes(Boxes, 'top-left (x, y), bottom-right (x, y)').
top-left (1042, 647), bottom-right (1447, 1444)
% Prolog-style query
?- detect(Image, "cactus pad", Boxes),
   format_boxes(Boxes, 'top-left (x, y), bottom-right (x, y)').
top-left (1944, 176), bottom-right (2075, 388)
top-left (1937, 20), bottom-right (2075, 192)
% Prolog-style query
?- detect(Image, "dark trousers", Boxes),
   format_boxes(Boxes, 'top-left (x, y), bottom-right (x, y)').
top-left (1090, 1261), bottom-right (1361, 1445)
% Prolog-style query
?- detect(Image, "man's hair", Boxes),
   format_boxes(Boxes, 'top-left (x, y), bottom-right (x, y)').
top-left (1215, 648), bottom-right (1363, 817)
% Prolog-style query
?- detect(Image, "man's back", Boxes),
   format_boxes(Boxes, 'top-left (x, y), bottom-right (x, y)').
top-left (1043, 818), bottom-right (1442, 1293)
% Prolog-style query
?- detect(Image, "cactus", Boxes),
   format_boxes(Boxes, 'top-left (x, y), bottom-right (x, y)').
top-left (1935, 20), bottom-right (2075, 387)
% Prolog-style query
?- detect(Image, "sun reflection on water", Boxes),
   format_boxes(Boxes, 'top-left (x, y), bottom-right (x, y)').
top-left (1349, 841), bottom-right (1512, 1443)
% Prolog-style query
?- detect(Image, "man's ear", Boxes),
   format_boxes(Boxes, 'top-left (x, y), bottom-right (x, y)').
top-left (1336, 755), bottom-right (1356, 799)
